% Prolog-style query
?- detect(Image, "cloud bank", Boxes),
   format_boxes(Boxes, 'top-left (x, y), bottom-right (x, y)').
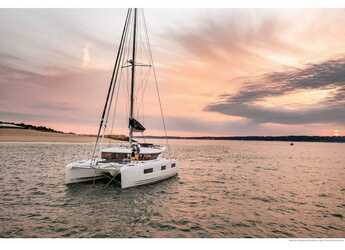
top-left (205, 56), bottom-right (345, 125)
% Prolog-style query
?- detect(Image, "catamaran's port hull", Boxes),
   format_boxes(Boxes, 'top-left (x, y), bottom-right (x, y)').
top-left (65, 158), bottom-right (178, 188)
top-left (65, 164), bottom-right (107, 184)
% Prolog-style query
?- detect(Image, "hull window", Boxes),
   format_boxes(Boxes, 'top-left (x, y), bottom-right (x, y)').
top-left (171, 163), bottom-right (176, 168)
top-left (161, 165), bottom-right (166, 170)
top-left (144, 168), bottom-right (153, 174)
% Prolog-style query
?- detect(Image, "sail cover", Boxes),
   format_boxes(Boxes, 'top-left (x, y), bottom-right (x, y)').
top-left (129, 118), bottom-right (145, 132)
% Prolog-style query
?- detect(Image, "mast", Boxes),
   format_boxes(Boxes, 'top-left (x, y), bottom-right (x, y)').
top-left (129, 8), bottom-right (137, 146)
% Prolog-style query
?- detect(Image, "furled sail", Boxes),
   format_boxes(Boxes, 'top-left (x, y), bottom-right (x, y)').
top-left (129, 118), bottom-right (145, 132)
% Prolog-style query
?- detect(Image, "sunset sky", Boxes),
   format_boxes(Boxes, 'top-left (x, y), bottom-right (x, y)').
top-left (1, 8), bottom-right (345, 136)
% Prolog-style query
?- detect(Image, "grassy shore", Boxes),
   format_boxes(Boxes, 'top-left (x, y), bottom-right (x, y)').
top-left (0, 128), bottom-right (108, 143)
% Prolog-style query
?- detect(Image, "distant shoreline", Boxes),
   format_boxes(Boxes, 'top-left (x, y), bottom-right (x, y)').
top-left (0, 128), bottom-right (91, 143)
top-left (1, 121), bottom-right (344, 144)
top-left (138, 135), bottom-right (345, 143)
top-left (0, 128), bottom-right (117, 143)
top-left (1, 129), bottom-right (344, 144)
top-left (0, 121), bottom-right (128, 143)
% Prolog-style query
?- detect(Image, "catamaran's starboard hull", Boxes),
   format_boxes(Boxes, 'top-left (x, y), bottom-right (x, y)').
top-left (120, 159), bottom-right (177, 188)
top-left (64, 158), bottom-right (178, 188)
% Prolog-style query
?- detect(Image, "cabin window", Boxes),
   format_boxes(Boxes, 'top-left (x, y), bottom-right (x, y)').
top-left (171, 163), bottom-right (176, 168)
top-left (141, 153), bottom-right (160, 161)
top-left (161, 165), bottom-right (166, 170)
top-left (101, 152), bottom-right (128, 161)
top-left (144, 168), bottom-right (153, 174)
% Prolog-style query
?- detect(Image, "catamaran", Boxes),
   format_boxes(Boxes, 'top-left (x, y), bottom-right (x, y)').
top-left (65, 8), bottom-right (178, 188)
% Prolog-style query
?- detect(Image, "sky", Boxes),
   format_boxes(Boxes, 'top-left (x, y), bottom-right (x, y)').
top-left (1, 8), bottom-right (345, 136)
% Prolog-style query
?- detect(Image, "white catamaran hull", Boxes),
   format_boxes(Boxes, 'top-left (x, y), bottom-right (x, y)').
top-left (65, 163), bottom-right (105, 184)
top-left (65, 158), bottom-right (177, 189)
top-left (120, 159), bottom-right (177, 188)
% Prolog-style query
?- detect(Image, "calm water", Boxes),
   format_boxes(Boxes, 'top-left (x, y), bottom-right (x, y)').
top-left (0, 140), bottom-right (344, 238)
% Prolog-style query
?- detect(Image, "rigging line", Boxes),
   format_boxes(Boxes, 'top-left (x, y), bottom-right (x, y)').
top-left (142, 9), bottom-right (171, 158)
top-left (138, 11), bottom-right (149, 117)
top-left (103, 9), bottom-right (132, 146)
top-left (139, 24), bottom-right (151, 99)
top-left (140, 68), bottom-right (151, 126)
top-left (93, 8), bottom-right (131, 162)
top-left (137, 10), bottom-right (150, 127)
top-left (138, 62), bottom-right (151, 129)
top-left (120, 9), bottom-right (133, 141)
top-left (105, 62), bottom-right (124, 146)
top-left (139, 12), bottom-right (151, 127)
top-left (136, 16), bottom-right (145, 122)
top-left (139, 58), bottom-right (151, 119)
top-left (90, 8), bottom-right (131, 166)
top-left (124, 55), bottom-right (129, 127)
top-left (136, 65), bottom-right (146, 120)
top-left (100, 8), bottom-right (132, 151)
top-left (108, 70), bottom-right (122, 143)
top-left (139, 27), bottom-right (150, 122)
top-left (140, 10), bottom-right (151, 70)
top-left (108, 40), bottom-right (127, 142)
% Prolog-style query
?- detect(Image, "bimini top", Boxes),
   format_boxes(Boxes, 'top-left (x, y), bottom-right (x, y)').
top-left (101, 144), bottom-right (165, 155)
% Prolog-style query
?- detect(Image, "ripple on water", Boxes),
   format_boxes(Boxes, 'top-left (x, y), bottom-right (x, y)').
top-left (330, 213), bottom-right (343, 219)
top-left (1, 141), bottom-right (345, 237)
top-left (251, 196), bottom-right (277, 203)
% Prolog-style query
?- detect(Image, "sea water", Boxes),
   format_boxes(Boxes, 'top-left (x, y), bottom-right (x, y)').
top-left (0, 140), bottom-right (344, 237)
